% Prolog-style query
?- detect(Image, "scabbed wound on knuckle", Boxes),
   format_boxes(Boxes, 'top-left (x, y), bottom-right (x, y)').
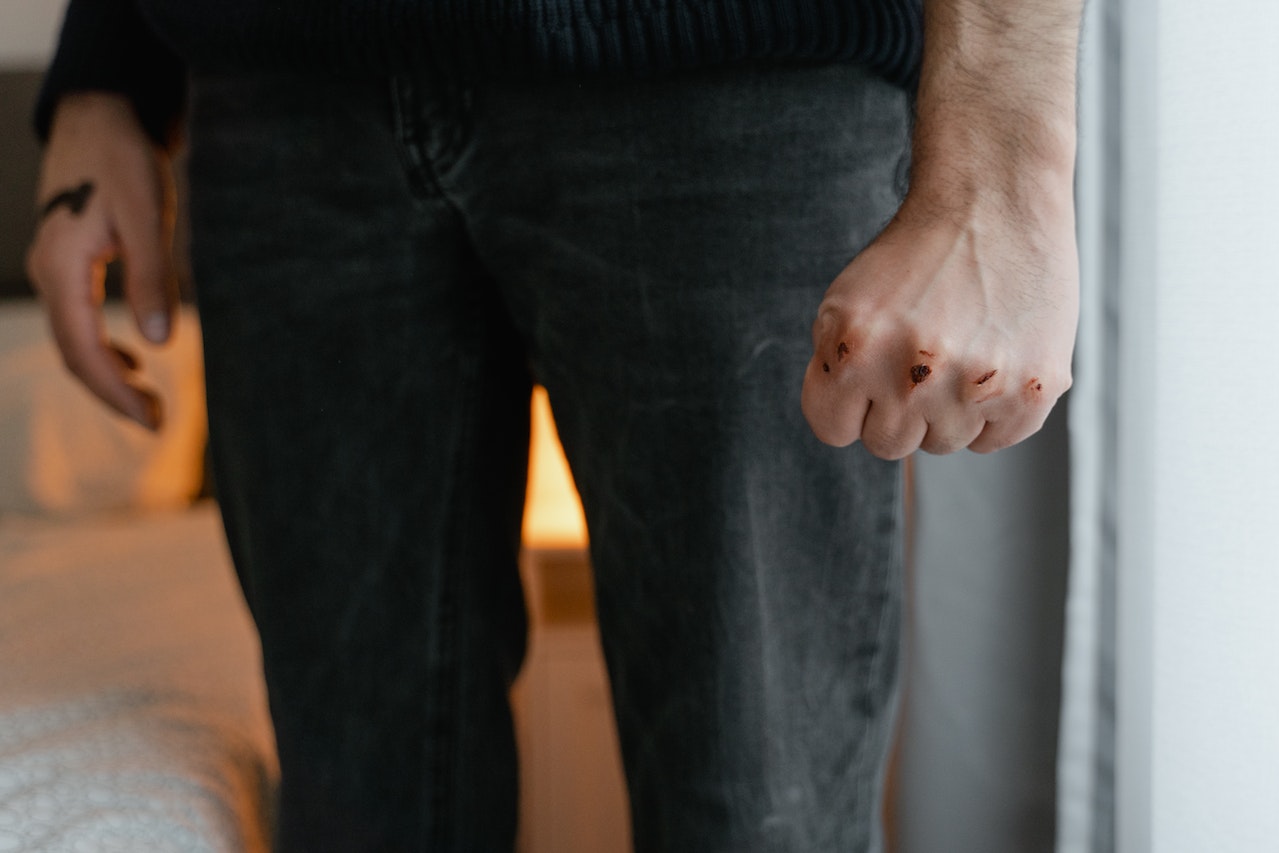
top-left (963, 367), bottom-right (1006, 403)
top-left (830, 331), bottom-right (873, 370)
top-left (1025, 370), bottom-right (1072, 401)
top-left (823, 309), bottom-right (879, 365)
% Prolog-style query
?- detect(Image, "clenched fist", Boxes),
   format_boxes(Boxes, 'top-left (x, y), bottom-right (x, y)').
top-left (802, 190), bottom-right (1078, 458)
top-left (803, 0), bottom-right (1084, 459)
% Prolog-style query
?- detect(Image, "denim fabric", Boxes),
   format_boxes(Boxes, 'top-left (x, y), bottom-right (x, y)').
top-left (186, 62), bottom-right (910, 853)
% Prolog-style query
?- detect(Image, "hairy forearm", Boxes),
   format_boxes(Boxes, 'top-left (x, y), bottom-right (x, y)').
top-left (910, 0), bottom-right (1084, 211)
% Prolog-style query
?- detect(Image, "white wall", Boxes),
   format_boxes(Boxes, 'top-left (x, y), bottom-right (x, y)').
top-left (896, 422), bottom-right (1070, 853)
top-left (0, 0), bottom-right (64, 68)
top-left (1116, 1), bottom-right (1279, 850)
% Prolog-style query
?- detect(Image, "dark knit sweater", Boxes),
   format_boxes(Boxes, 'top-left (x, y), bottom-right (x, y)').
top-left (38, 0), bottom-right (922, 145)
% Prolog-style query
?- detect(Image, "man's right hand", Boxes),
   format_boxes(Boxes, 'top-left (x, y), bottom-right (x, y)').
top-left (25, 92), bottom-right (177, 430)
top-left (802, 0), bottom-right (1083, 459)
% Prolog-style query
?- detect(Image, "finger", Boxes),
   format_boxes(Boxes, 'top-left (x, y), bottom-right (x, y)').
top-left (919, 411), bottom-right (988, 455)
top-left (801, 356), bottom-right (870, 447)
top-left (113, 169), bottom-right (177, 344)
top-left (859, 401), bottom-right (928, 460)
top-left (968, 404), bottom-right (1053, 453)
top-left (969, 371), bottom-right (1066, 452)
top-left (969, 420), bottom-right (1019, 454)
top-left (40, 252), bottom-right (162, 431)
top-left (962, 366), bottom-right (1009, 405)
top-left (910, 364), bottom-right (1005, 454)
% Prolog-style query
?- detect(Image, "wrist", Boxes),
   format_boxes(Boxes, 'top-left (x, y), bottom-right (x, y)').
top-left (908, 0), bottom-right (1081, 212)
top-left (48, 92), bottom-right (165, 159)
top-left (52, 92), bottom-right (138, 132)
top-left (907, 115), bottom-right (1076, 227)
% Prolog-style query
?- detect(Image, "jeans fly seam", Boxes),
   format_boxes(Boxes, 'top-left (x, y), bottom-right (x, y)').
top-left (388, 77), bottom-right (467, 216)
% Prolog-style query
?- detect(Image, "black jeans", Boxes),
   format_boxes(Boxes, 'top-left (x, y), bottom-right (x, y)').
top-left (187, 62), bottom-right (909, 853)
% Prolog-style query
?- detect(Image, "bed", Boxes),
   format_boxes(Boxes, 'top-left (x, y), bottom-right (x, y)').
top-left (0, 297), bottom-right (630, 852)
top-left (0, 301), bottom-right (278, 852)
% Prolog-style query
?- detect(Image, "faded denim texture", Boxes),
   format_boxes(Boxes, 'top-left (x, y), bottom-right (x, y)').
top-left (186, 62), bottom-right (910, 853)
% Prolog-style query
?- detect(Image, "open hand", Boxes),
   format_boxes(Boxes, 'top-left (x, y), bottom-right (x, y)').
top-left (25, 92), bottom-right (177, 430)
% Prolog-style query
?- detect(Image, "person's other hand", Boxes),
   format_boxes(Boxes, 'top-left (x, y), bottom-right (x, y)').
top-left (801, 187), bottom-right (1079, 458)
top-left (25, 92), bottom-right (177, 430)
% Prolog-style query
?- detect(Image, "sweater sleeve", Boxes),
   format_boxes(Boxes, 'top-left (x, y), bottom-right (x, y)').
top-left (34, 0), bottom-right (187, 147)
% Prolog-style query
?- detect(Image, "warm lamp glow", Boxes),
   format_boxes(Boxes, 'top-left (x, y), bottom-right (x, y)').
top-left (522, 387), bottom-right (589, 550)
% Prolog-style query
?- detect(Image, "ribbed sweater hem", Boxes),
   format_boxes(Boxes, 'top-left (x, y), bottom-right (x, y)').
top-left (37, 0), bottom-right (921, 146)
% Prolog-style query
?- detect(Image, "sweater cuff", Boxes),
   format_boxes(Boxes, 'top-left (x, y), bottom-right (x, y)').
top-left (35, 0), bottom-right (187, 147)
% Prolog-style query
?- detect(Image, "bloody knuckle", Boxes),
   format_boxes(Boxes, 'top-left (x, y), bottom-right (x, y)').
top-left (907, 340), bottom-right (940, 362)
top-left (835, 335), bottom-right (868, 364)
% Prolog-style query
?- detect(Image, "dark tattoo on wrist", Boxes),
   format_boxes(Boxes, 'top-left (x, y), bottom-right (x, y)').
top-left (39, 181), bottom-right (95, 221)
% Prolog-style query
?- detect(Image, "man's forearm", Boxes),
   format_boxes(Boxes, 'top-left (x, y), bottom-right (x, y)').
top-left (910, 0), bottom-right (1084, 211)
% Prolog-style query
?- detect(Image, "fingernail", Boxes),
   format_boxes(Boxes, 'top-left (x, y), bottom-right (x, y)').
top-left (143, 312), bottom-right (170, 343)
